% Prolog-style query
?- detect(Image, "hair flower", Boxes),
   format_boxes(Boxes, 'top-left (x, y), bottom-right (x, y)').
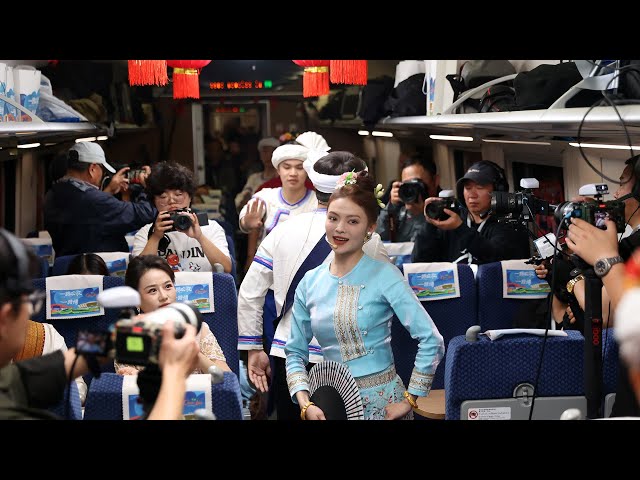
top-left (374, 183), bottom-right (386, 208)
top-left (336, 170), bottom-right (358, 189)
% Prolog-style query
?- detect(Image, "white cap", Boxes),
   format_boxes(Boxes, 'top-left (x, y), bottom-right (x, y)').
top-left (257, 137), bottom-right (280, 150)
top-left (69, 142), bottom-right (116, 173)
top-left (271, 144), bottom-right (308, 169)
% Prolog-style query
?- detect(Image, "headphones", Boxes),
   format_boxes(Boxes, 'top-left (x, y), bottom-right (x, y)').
top-left (0, 228), bottom-right (33, 296)
top-left (615, 154), bottom-right (640, 203)
top-left (483, 160), bottom-right (509, 192)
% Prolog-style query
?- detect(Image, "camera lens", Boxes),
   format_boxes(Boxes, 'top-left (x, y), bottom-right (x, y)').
top-left (425, 200), bottom-right (449, 221)
top-left (398, 183), bottom-right (419, 204)
top-left (173, 214), bottom-right (192, 231)
top-left (145, 303), bottom-right (203, 337)
top-left (490, 191), bottom-right (522, 215)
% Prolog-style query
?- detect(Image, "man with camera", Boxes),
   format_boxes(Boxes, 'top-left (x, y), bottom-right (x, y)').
top-left (412, 160), bottom-right (530, 264)
top-left (0, 228), bottom-right (199, 420)
top-left (376, 155), bottom-right (439, 243)
top-left (44, 142), bottom-right (156, 256)
top-left (566, 155), bottom-right (640, 417)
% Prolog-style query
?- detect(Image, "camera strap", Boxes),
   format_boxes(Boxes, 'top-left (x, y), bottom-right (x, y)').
top-left (83, 354), bottom-right (102, 379)
top-left (454, 216), bottom-right (489, 264)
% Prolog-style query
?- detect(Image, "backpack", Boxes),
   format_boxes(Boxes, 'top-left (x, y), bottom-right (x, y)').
top-left (479, 85), bottom-right (517, 112)
top-left (357, 75), bottom-right (394, 127)
top-left (446, 60), bottom-right (516, 113)
top-left (384, 73), bottom-right (426, 117)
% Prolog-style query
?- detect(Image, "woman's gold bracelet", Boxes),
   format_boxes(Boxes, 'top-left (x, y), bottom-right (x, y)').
top-left (300, 401), bottom-right (315, 420)
top-left (403, 390), bottom-right (418, 409)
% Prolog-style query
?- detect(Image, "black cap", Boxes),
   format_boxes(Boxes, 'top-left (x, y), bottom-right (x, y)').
top-left (456, 160), bottom-right (507, 206)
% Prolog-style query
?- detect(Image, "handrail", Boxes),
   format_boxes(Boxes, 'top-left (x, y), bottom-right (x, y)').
top-left (0, 93), bottom-right (44, 123)
top-left (442, 74), bottom-right (518, 115)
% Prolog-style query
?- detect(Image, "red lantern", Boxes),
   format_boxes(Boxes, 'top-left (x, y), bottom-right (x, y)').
top-left (166, 60), bottom-right (211, 99)
top-left (128, 60), bottom-right (168, 86)
top-left (330, 60), bottom-right (368, 85)
top-left (292, 60), bottom-right (330, 98)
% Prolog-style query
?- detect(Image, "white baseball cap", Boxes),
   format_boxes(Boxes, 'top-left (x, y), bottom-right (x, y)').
top-left (69, 142), bottom-right (116, 173)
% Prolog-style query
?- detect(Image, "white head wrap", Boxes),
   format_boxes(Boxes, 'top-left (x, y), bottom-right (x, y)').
top-left (271, 144), bottom-right (309, 169)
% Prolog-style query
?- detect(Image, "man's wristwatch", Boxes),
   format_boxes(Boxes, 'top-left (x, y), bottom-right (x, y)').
top-left (566, 274), bottom-right (585, 293)
top-left (594, 256), bottom-right (624, 278)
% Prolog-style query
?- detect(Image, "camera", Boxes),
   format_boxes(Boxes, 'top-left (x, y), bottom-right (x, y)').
top-left (425, 189), bottom-right (460, 221)
top-left (491, 178), bottom-right (551, 222)
top-left (113, 302), bottom-right (203, 367)
top-left (126, 168), bottom-right (145, 184)
top-left (398, 179), bottom-right (428, 204)
top-left (524, 255), bottom-right (548, 266)
top-left (167, 208), bottom-right (209, 232)
top-left (553, 200), bottom-right (626, 232)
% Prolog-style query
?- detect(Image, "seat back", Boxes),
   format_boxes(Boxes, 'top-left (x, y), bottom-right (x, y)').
top-left (391, 263), bottom-right (477, 390)
top-left (31, 275), bottom-right (125, 348)
top-left (83, 372), bottom-right (242, 420)
top-left (201, 272), bottom-right (239, 378)
top-left (602, 328), bottom-right (619, 417)
top-left (52, 255), bottom-right (78, 276)
top-left (476, 260), bottom-right (547, 330)
top-left (48, 380), bottom-right (83, 420)
top-left (444, 330), bottom-right (584, 419)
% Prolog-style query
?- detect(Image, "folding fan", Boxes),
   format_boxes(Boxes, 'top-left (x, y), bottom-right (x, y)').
top-left (308, 361), bottom-right (364, 420)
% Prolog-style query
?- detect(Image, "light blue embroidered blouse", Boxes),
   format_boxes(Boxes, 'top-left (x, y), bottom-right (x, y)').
top-left (285, 254), bottom-right (444, 401)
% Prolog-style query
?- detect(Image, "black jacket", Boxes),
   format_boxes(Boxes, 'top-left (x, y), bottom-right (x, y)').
top-left (411, 210), bottom-right (531, 264)
top-left (44, 178), bottom-right (156, 256)
top-left (0, 351), bottom-right (67, 420)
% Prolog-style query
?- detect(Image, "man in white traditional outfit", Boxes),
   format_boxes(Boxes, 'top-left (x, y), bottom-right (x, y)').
top-left (237, 150), bottom-right (389, 419)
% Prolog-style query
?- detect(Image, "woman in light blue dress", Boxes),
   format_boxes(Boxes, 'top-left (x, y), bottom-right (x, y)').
top-left (285, 170), bottom-right (444, 420)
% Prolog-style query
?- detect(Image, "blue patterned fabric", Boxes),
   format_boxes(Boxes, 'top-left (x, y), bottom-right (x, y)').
top-left (212, 372), bottom-right (243, 420)
top-left (602, 328), bottom-right (619, 397)
top-left (84, 372), bottom-right (242, 420)
top-left (48, 380), bottom-right (82, 420)
top-left (477, 261), bottom-right (542, 330)
top-left (52, 255), bottom-right (78, 276)
top-left (202, 273), bottom-right (239, 378)
top-left (444, 330), bottom-right (584, 419)
top-left (31, 276), bottom-right (124, 348)
top-left (391, 264), bottom-right (477, 391)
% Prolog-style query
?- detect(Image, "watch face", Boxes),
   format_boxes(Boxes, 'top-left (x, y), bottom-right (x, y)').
top-left (595, 260), bottom-right (607, 275)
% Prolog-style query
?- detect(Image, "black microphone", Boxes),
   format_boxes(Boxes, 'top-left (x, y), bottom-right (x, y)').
top-left (325, 235), bottom-right (338, 250)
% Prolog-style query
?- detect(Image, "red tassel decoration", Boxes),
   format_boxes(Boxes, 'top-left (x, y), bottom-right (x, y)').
top-left (128, 60), bottom-right (168, 86)
top-left (166, 60), bottom-right (212, 99)
top-left (292, 60), bottom-right (330, 97)
top-left (330, 60), bottom-right (368, 85)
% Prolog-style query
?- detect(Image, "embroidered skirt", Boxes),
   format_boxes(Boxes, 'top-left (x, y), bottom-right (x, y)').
top-left (356, 365), bottom-right (413, 420)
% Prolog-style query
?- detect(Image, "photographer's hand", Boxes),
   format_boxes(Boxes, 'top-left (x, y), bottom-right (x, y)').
top-left (424, 198), bottom-right (463, 230)
top-left (183, 212), bottom-right (202, 240)
top-left (566, 218), bottom-right (618, 266)
top-left (390, 181), bottom-right (402, 206)
top-left (103, 167), bottom-right (130, 195)
top-left (150, 211), bottom-right (173, 241)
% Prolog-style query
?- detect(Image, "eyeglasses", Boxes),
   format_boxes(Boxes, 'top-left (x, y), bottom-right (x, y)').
top-left (23, 290), bottom-right (46, 316)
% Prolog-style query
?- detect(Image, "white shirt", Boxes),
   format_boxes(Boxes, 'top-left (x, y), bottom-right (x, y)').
top-left (237, 208), bottom-right (390, 363)
top-left (132, 222), bottom-right (230, 272)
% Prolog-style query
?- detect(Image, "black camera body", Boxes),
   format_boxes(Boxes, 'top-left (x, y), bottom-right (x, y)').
top-left (167, 208), bottom-right (209, 232)
top-left (398, 179), bottom-right (428, 204)
top-left (113, 303), bottom-right (203, 367)
top-left (554, 200), bottom-right (626, 232)
top-left (524, 255), bottom-right (548, 266)
top-left (425, 195), bottom-right (460, 221)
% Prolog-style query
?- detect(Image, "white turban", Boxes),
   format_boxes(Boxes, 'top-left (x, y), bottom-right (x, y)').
top-left (272, 131), bottom-right (331, 170)
top-left (271, 144), bottom-right (309, 169)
